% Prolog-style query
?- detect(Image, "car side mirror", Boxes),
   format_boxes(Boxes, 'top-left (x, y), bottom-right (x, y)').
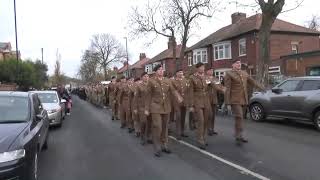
top-left (272, 88), bottom-right (283, 94)
top-left (61, 99), bottom-right (67, 103)
top-left (36, 114), bottom-right (44, 121)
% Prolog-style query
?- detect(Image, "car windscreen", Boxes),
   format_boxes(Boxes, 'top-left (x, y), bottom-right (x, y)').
top-left (37, 93), bottom-right (59, 103)
top-left (0, 96), bottom-right (29, 122)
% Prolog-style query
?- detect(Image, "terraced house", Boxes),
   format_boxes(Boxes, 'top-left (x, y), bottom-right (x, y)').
top-left (185, 12), bottom-right (320, 81)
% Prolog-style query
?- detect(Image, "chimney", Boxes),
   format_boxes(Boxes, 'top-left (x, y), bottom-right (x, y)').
top-left (123, 61), bottom-right (128, 66)
top-left (168, 37), bottom-right (176, 50)
top-left (113, 66), bottom-right (118, 71)
top-left (139, 53), bottom-right (146, 61)
top-left (231, 12), bottom-right (246, 24)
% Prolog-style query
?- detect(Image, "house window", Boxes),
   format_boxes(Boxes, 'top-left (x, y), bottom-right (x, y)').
top-left (188, 55), bottom-right (192, 66)
top-left (192, 49), bottom-right (208, 64)
top-left (239, 38), bottom-right (246, 56)
top-left (291, 44), bottom-right (298, 54)
top-left (145, 65), bottom-right (152, 74)
top-left (215, 69), bottom-right (231, 82)
top-left (162, 61), bottom-right (166, 71)
top-left (213, 42), bottom-right (232, 60)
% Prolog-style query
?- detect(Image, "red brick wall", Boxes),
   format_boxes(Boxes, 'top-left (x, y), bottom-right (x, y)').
top-left (270, 34), bottom-right (320, 61)
top-left (285, 55), bottom-right (320, 76)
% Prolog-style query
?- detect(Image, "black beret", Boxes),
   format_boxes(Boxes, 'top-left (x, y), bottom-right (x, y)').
top-left (195, 62), bottom-right (204, 68)
top-left (175, 68), bottom-right (183, 74)
top-left (153, 64), bottom-right (162, 72)
top-left (232, 59), bottom-right (241, 64)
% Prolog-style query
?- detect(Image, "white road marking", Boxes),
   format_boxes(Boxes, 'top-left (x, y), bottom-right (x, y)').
top-left (169, 136), bottom-right (270, 180)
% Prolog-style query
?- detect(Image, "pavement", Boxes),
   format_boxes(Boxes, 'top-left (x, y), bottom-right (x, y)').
top-left (38, 96), bottom-right (320, 180)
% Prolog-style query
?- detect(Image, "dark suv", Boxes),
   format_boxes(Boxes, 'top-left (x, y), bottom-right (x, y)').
top-left (249, 77), bottom-right (320, 131)
top-left (0, 92), bottom-right (49, 180)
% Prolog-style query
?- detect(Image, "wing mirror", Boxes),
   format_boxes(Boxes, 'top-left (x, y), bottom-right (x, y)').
top-left (36, 114), bottom-right (44, 121)
top-left (272, 88), bottom-right (283, 94)
top-left (61, 99), bottom-right (67, 103)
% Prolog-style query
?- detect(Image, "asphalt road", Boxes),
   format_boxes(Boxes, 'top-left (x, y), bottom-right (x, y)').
top-left (38, 96), bottom-right (320, 180)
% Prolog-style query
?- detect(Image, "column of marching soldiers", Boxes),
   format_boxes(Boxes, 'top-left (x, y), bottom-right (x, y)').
top-left (83, 60), bottom-right (265, 157)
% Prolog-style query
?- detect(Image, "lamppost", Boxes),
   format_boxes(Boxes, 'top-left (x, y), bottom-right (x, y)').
top-left (14, 0), bottom-right (19, 61)
top-left (124, 37), bottom-right (129, 78)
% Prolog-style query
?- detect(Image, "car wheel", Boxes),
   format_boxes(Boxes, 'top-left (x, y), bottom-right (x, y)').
top-left (29, 151), bottom-right (39, 180)
top-left (250, 103), bottom-right (265, 122)
top-left (313, 111), bottom-right (320, 131)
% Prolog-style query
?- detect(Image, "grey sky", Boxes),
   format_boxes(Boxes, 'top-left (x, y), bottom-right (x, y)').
top-left (0, 0), bottom-right (319, 77)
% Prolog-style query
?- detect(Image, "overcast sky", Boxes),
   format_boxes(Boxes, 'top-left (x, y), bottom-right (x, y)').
top-left (0, 0), bottom-right (319, 77)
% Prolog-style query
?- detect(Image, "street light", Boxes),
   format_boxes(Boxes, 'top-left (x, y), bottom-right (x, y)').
top-left (124, 37), bottom-right (129, 77)
top-left (14, 0), bottom-right (19, 61)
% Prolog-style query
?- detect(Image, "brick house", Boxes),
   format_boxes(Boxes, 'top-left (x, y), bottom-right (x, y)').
top-left (144, 38), bottom-right (183, 77)
top-left (0, 42), bottom-right (21, 61)
top-left (117, 53), bottom-right (150, 78)
top-left (117, 62), bottom-right (130, 78)
top-left (185, 12), bottom-right (320, 81)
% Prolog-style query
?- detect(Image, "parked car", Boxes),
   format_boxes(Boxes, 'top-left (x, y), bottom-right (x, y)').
top-left (0, 91), bottom-right (49, 180)
top-left (249, 76), bottom-right (320, 131)
top-left (31, 91), bottom-right (66, 127)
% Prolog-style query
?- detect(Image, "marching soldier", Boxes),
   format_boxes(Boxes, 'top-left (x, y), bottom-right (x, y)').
top-left (206, 68), bottom-right (225, 136)
top-left (127, 77), bottom-right (135, 133)
top-left (188, 62), bottom-right (211, 150)
top-left (172, 69), bottom-right (189, 140)
top-left (108, 76), bottom-right (117, 120)
top-left (133, 73), bottom-right (150, 145)
top-left (145, 65), bottom-right (183, 157)
top-left (118, 76), bottom-right (131, 129)
top-left (224, 60), bottom-right (265, 144)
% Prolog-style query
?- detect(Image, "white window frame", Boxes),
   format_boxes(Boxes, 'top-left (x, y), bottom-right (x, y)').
top-left (188, 55), bottom-right (192, 66)
top-left (291, 42), bottom-right (298, 54)
top-left (213, 41), bottom-right (232, 61)
top-left (162, 61), bottom-right (166, 71)
top-left (145, 64), bottom-right (152, 74)
top-left (239, 38), bottom-right (246, 57)
top-left (214, 68), bottom-right (232, 82)
top-left (192, 48), bottom-right (208, 64)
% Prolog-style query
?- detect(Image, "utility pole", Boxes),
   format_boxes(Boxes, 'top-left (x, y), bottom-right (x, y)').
top-left (124, 37), bottom-right (129, 78)
top-left (14, 0), bottom-right (19, 61)
top-left (41, 48), bottom-right (44, 64)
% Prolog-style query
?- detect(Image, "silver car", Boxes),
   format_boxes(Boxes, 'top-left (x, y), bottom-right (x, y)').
top-left (249, 76), bottom-right (320, 131)
top-left (32, 91), bottom-right (66, 127)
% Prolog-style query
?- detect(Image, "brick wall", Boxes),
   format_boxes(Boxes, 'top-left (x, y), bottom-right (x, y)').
top-left (270, 34), bottom-right (320, 61)
top-left (285, 55), bottom-right (320, 76)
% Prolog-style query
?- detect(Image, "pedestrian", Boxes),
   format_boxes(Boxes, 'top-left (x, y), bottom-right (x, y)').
top-left (188, 62), bottom-right (211, 150)
top-left (108, 76), bottom-right (118, 120)
top-left (145, 65), bottom-right (183, 157)
top-left (118, 76), bottom-right (131, 129)
top-left (133, 73), bottom-right (150, 144)
top-left (224, 59), bottom-right (265, 145)
top-left (171, 69), bottom-right (189, 140)
top-left (206, 68), bottom-right (225, 136)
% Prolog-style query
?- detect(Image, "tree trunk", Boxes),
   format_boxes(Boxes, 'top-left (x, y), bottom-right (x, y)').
top-left (257, 14), bottom-right (274, 86)
top-left (178, 30), bottom-right (188, 74)
top-left (103, 65), bottom-right (107, 81)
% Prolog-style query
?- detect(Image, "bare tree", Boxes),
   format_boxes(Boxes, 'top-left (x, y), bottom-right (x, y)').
top-left (129, 0), bottom-right (220, 70)
top-left (254, 0), bottom-right (304, 86)
top-left (306, 15), bottom-right (320, 31)
top-left (53, 50), bottom-right (65, 85)
top-left (78, 50), bottom-right (100, 82)
top-left (90, 33), bottom-right (126, 80)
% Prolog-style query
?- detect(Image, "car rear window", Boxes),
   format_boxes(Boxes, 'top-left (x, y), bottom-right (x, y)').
top-left (300, 80), bottom-right (320, 91)
top-left (0, 96), bottom-right (29, 122)
top-left (37, 93), bottom-right (59, 103)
